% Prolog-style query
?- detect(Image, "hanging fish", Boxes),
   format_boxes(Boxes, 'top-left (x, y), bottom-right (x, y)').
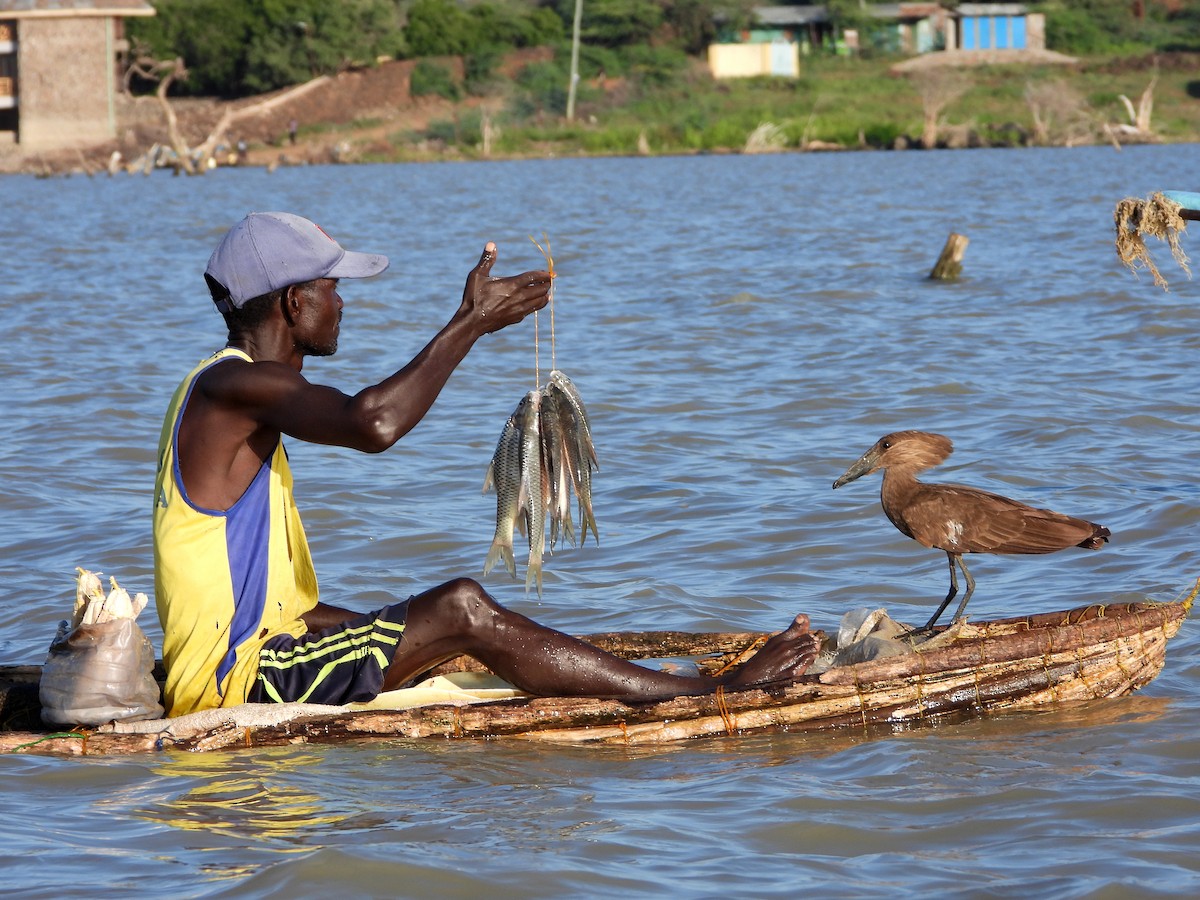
top-left (517, 389), bottom-right (546, 597)
top-left (482, 372), bottom-right (599, 596)
top-left (539, 383), bottom-right (576, 550)
top-left (482, 235), bottom-right (599, 595)
top-left (547, 369), bottom-right (599, 546)
top-left (482, 399), bottom-right (526, 579)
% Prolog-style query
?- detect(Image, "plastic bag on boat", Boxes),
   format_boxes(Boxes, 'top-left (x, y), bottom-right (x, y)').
top-left (39, 569), bottom-right (163, 727)
top-left (810, 608), bottom-right (915, 673)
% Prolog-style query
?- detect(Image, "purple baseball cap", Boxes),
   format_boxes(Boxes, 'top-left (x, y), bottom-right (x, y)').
top-left (205, 212), bottom-right (390, 310)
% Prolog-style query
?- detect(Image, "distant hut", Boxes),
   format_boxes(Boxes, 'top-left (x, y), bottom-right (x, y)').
top-left (0, 1), bottom-right (155, 153)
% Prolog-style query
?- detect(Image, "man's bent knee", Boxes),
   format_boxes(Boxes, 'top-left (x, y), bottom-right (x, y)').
top-left (419, 577), bottom-right (504, 633)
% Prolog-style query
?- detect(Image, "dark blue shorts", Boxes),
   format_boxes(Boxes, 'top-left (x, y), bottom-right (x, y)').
top-left (249, 601), bottom-right (410, 705)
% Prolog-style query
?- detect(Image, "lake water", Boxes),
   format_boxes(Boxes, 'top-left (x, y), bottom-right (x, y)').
top-left (2, 144), bottom-right (1200, 897)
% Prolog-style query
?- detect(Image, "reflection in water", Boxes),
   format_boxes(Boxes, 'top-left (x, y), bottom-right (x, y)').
top-left (134, 749), bottom-right (349, 880)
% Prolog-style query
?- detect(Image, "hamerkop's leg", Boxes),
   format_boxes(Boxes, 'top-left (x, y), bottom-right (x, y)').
top-left (922, 553), bottom-right (961, 632)
top-left (947, 556), bottom-right (976, 624)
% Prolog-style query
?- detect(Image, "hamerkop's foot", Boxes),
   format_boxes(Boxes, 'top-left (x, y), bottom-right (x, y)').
top-left (723, 614), bottom-right (820, 688)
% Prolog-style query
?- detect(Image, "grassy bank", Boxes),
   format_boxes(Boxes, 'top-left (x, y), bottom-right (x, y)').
top-left (341, 52), bottom-right (1200, 163)
top-left (18, 49), bottom-right (1198, 176)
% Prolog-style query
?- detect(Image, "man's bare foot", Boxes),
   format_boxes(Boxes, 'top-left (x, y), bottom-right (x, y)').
top-left (722, 614), bottom-right (820, 689)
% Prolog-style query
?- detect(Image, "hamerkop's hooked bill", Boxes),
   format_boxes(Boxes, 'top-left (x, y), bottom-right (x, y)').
top-left (831, 431), bottom-right (1110, 631)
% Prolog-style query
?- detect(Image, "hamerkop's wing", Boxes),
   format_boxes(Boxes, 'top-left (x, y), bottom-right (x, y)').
top-left (895, 485), bottom-right (1103, 556)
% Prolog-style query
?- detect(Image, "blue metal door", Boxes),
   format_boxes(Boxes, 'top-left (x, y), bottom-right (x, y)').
top-left (962, 16), bottom-right (978, 50)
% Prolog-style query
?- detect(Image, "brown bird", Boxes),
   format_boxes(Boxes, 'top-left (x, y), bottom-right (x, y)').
top-left (831, 431), bottom-right (1110, 631)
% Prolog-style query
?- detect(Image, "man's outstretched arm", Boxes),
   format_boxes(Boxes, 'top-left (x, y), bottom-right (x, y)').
top-left (209, 243), bottom-right (551, 454)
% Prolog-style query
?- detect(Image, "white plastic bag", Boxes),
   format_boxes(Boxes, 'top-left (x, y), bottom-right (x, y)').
top-left (39, 570), bottom-right (163, 726)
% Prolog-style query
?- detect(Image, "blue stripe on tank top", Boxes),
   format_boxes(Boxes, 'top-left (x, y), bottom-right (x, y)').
top-left (214, 458), bottom-right (273, 695)
top-left (168, 354), bottom-right (275, 698)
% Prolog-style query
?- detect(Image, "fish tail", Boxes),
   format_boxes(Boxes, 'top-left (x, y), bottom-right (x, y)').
top-left (581, 503), bottom-right (599, 546)
top-left (561, 497), bottom-right (576, 547)
top-left (484, 540), bottom-right (516, 579)
top-left (525, 556), bottom-right (543, 598)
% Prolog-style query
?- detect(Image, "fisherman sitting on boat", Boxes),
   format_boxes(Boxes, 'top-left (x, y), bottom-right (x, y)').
top-left (152, 212), bottom-right (819, 718)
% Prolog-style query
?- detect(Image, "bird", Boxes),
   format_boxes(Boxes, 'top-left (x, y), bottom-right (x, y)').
top-left (831, 430), bottom-right (1110, 631)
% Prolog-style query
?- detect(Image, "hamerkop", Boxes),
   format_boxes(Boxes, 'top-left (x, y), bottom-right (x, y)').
top-left (832, 431), bottom-right (1110, 631)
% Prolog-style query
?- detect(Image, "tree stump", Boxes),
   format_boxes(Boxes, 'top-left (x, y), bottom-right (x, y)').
top-left (929, 232), bottom-right (969, 280)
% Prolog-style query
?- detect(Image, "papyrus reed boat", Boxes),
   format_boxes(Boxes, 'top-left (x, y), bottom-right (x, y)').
top-left (0, 597), bottom-right (1190, 757)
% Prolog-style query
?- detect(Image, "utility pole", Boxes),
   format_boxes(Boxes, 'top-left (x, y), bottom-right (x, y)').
top-left (566, 0), bottom-right (582, 120)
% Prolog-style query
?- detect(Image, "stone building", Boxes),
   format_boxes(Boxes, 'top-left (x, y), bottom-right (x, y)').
top-left (0, 0), bottom-right (154, 152)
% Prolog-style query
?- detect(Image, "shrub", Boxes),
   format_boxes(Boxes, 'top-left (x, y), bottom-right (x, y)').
top-left (424, 110), bottom-right (484, 146)
top-left (579, 124), bottom-right (645, 153)
top-left (1044, 7), bottom-right (1114, 55)
top-left (861, 122), bottom-right (906, 147)
top-left (405, 0), bottom-right (476, 56)
top-left (464, 48), bottom-right (503, 96)
top-left (128, 0), bottom-right (402, 97)
top-left (513, 59), bottom-right (570, 115)
top-left (699, 118), bottom-right (750, 150)
top-left (411, 60), bottom-right (462, 100)
top-left (469, 3), bottom-right (564, 48)
top-left (621, 44), bottom-right (689, 87)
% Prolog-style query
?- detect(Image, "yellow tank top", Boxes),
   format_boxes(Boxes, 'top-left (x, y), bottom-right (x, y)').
top-left (153, 348), bottom-right (318, 716)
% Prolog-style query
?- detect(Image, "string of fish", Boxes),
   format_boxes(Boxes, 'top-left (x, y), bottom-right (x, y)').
top-left (482, 235), bottom-right (599, 597)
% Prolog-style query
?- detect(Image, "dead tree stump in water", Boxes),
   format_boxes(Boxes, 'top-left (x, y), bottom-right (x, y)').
top-left (929, 232), bottom-right (969, 280)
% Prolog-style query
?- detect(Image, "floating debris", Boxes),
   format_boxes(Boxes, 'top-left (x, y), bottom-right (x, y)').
top-left (1114, 191), bottom-right (1190, 290)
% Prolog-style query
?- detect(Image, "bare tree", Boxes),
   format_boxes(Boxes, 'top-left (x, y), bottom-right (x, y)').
top-left (1024, 80), bottom-right (1095, 147)
top-left (125, 49), bottom-right (200, 173)
top-left (123, 43), bottom-right (332, 175)
top-left (1115, 73), bottom-right (1158, 140)
top-left (909, 69), bottom-right (969, 149)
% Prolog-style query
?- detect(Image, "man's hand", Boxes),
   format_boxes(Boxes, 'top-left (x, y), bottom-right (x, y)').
top-left (460, 242), bottom-right (553, 334)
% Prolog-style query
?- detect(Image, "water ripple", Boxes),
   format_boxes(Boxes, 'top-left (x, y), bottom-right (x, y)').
top-left (3, 144), bottom-right (1200, 896)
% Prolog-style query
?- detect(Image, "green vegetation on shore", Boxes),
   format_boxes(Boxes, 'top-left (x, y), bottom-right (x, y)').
top-left (126, 0), bottom-right (1200, 161)
top-left (339, 54), bottom-right (1200, 162)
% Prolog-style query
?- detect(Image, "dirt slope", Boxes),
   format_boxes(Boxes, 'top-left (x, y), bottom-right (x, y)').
top-left (15, 49), bottom-right (551, 174)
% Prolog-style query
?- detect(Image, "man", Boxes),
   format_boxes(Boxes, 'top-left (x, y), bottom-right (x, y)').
top-left (153, 211), bottom-right (818, 718)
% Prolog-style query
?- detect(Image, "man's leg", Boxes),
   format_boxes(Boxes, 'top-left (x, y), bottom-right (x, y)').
top-left (382, 578), bottom-right (818, 699)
